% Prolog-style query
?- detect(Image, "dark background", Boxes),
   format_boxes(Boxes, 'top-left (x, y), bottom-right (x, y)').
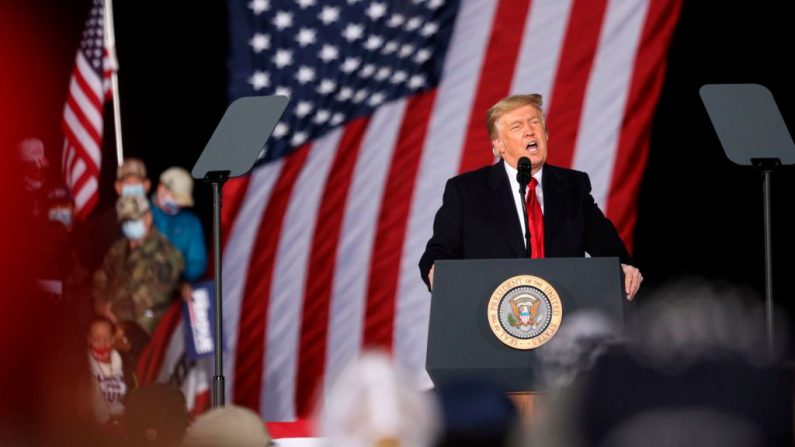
top-left (3, 0), bottom-right (794, 349)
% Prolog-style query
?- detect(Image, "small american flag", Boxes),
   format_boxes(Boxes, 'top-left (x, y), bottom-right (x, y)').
top-left (144, 0), bottom-right (682, 433)
top-left (61, 0), bottom-right (112, 220)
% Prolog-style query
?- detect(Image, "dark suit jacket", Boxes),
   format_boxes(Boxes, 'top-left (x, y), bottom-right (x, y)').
top-left (418, 160), bottom-right (631, 289)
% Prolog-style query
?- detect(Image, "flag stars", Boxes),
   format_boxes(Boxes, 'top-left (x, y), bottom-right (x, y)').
top-left (368, 92), bottom-right (386, 106)
top-left (341, 23), bottom-right (364, 42)
top-left (375, 67), bottom-right (392, 81)
top-left (360, 64), bottom-right (376, 78)
top-left (408, 74), bottom-right (426, 89)
top-left (273, 49), bottom-right (293, 68)
top-left (250, 33), bottom-right (270, 53)
top-left (390, 70), bottom-right (408, 84)
top-left (353, 89), bottom-right (369, 103)
top-left (414, 48), bottom-right (432, 64)
top-left (274, 85), bottom-right (292, 97)
top-left (273, 11), bottom-right (294, 30)
top-left (248, 71), bottom-right (270, 90)
top-left (337, 87), bottom-right (353, 101)
top-left (387, 14), bottom-right (405, 27)
top-left (296, 66), bottom-right (316, 84)
top-left (248, 0), bottom-right (270, 15)
top-left (405, 17), bottom-right (422, 31)
top-left (331, 113), bottom-right (345, 125)
top-left (363, 35), bottom-right (384, 51)
top-left (399, 43), bottom-right (415, 58)
top-left (295, 0), bottom-right (316, 8)
top-left (318, 45), bottom-right (339, 62)
top-left (427, 0), bottom-right (445, 9)
top-left (291, 131), bottom-right (308, 146)
top-left (382, 41), bottom-right (398, 55)
top-left (317, 79), bottom-right (337, 94)
top-left (294, 101), bottom-right (313, 118)
top-left (318, 6), bottom-right (340, 25)
top-left (421, 22), bottom-right (439, 37)
top-left (314, 109), bottom-right (331, 124)
top-left (272, 122), bottom-right (289, 138)
top-left (340, 57), bottom-right (361, 73)
top-left (295, 28), bottom-right (317, 47)
top-left (365, 2), bottom-right (388, 21)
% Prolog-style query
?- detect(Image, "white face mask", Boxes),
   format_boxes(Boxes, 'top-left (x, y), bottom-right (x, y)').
top-left (121, 184), bottom-right (146, 197)
top-left (121, 219), bottom-right (146, 240)
top-left (48, 207), bottom-right (73, 228)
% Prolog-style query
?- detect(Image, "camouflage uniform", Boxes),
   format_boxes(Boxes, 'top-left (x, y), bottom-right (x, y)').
top-left (94, 195), bottom-right (184, 334)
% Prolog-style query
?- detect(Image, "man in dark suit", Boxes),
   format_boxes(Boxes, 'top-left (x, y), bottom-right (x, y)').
top-left (419, 94), bottom-right (643, 300)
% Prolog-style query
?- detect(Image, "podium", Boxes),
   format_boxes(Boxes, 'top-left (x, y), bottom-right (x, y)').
top-left (426, 257), bottom-right (625, 392)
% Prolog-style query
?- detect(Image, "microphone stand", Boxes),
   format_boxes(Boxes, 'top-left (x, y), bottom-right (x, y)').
top-left (518, 182), bottom-right (531, 257)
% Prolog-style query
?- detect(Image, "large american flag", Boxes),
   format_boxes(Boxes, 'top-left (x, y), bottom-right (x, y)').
top-left (61, 0), bottom-right (112, 220)
top-left (144, 0), bottom-right (682, 432)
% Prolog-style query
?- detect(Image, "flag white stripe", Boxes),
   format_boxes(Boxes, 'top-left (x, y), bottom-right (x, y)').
top-left (263, 132), bottom-right (340, 420)
top-left (73, 177), bottom-right (98, 209)
top-left (325, 100), bottom-right (407, 391)
top-left (68, 77), bottom-right (103, 133)
top-left (572, 0), bottom-right (649, 210)
top-left (75, 53), bottom-right (103, 100)
top-left (394, 0), bottom-right (499, 382)
top-left (510, 0), bottom-right (575, 103)
top-left (156, 321), bottom-right (186, 383)
top-left (70, 157), bottom-right (87, 190)
top-left (222, 161), bottom-right (284, 399)
top-left (63, 105), bottom-right (102, 167)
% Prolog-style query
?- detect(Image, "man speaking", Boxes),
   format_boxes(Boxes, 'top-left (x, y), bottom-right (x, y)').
top-left (419, 94), bottom-right (642, 300)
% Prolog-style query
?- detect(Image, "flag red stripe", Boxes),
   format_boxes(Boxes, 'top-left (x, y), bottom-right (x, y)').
top-left (295, 119), bottom-right (370, 417)
top-left (75, 193), bottom-right (99, 221)
top-left (61, 124), bottom-right (100, 174)
top-left (545, 0), bottom-right (609, 168)
top-left (65, 95), bottom-right (103, 145)
top-left (458, 0), bottom-right (533, 174)
top-left (606, 0), bottom-right (683, 251)
top-left (72, 64), bottom-right (103, 110)
top-left (136, 302), bottom-right (184, 384)
top-left (232, 146), bottom-right (311, 412)
top-left (362, 91), bottom-right (438, 349)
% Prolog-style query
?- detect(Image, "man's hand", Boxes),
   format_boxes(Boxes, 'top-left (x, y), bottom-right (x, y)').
top-left (428, 264), bottom-right (435, 291)
top-left (621, 263), bottom-right (643, 301)
top-left (180, 282), bottom-right (193, 302)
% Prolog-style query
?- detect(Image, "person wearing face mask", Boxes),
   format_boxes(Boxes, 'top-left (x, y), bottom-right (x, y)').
top-left (93, 194), bottom-right (184, 335)
top-left (87, 316), bottom-right (128, 425)
top-left (151, 167), bottom-right (208, 284)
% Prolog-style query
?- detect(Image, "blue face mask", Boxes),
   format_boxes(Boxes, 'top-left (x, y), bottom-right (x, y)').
top-left (122, 219), bottom-right (146, 240)
top-left (121, 184), bottom-right (146, 197)
top-left (160, 197), bottom-right (180, 215)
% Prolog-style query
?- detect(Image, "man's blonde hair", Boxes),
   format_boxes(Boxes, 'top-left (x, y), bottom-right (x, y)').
top-left (487, 94), bottom-right (544, 156)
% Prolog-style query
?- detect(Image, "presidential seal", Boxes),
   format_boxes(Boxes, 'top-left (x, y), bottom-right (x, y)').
top-left (487, 275), bottom-right (563, 350)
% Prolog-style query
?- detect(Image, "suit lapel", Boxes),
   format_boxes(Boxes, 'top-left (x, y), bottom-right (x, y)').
top-left (488, 160), bottom-right (527, 258)
top-left (541, 165), bottom-right (568, 245)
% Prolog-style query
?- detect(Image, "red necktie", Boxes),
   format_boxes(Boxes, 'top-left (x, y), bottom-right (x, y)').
top-left (527, 177), bottom-right (545, 258)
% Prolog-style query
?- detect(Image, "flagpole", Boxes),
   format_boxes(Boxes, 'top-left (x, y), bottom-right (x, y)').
top-left (104, 0), bottom-right (124, 166)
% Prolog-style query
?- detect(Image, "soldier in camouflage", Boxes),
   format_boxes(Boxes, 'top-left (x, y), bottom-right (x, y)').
top-left (93, 194), bottom-right (184, 334)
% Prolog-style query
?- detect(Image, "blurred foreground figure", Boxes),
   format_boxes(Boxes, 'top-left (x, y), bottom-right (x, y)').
top-left (87, 316), bottom-right (127, 425)
top-left (125, 383), bottom-right (188, 447)
top-left (182, 405), bottom-right (271, 447)
top-left (320, 351), bottom-right (440, 447)
top-left (527, 278), bottom-right (792, 447)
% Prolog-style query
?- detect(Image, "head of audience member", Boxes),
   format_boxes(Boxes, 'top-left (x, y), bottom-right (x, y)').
top-left (181, 405), bottom-right (271, 447)
top-left (116, 194), bottom-right (153, 246)
top-left (156, 167), bottom-right (194, 215)
top-left (125, 384), bottom-right (189, 447)
top-left (524, 278), bottom-right (792, 447)
top-left (487, 94), bottom-right (548, 174)
top-left (46, 184), bottom-right (74, 231)
top-left (87, 316), bottom-right (116, 364)
top-left (320, 350), bottom-right (440, 447)
top-left (115, 158), bottom-right (151, 198)
top-left (433, 378), bottom-right (519, 447)
top-left (16, 137), bottom-right (49, 192)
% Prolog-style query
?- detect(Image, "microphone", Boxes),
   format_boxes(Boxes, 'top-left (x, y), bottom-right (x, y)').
top-left (516, 157), bottom-right (532, 257)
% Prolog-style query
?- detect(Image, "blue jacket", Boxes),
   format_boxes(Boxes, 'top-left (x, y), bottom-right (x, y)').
top-left (151, 203), bottom-right (208, 282)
